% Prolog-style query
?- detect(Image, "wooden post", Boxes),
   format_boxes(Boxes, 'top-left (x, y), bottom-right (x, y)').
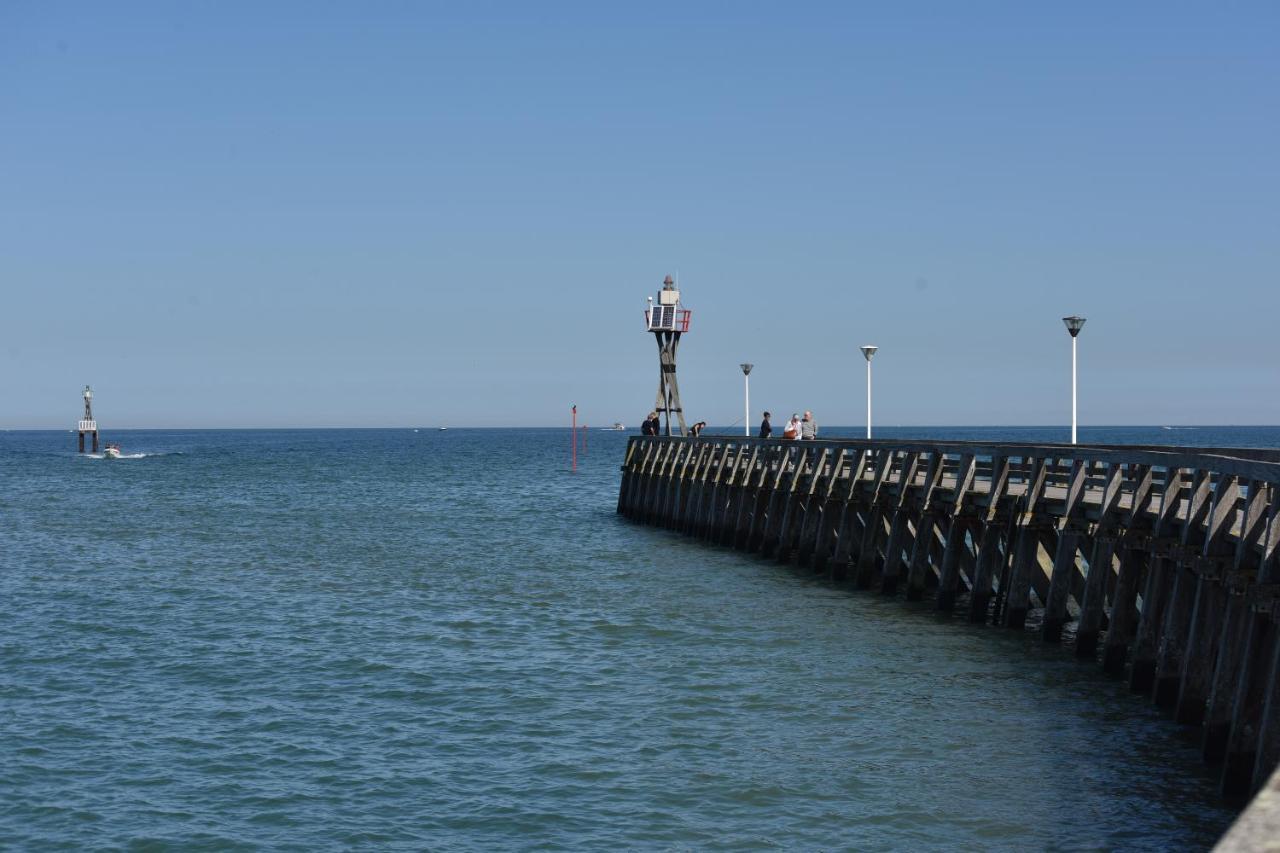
top-left (1251, 632), bottom-right (1280, 794)
top-left (693, 442), bottom-right (726, 539)
top-left (775, 448), bottom-right (816, 563)
top-left (1003, 520), bottom-right (1043, 630)
top-left (617, 439), bottom-right (643, 514)
top-left (741, 445), bottom-right (777, 551)
top-left (1154, 469), bottom-right (1215, 708)
top-left (1205, 481), bottom-right (1274, 761)
top-left (880, 510), bottom-right (911, 595)
top-left (1003, 457), bottom-right (1049, 630)
top-left (762, 447), bottom-right (806, 559)
top-left (906, 513), bottom-right (937, 601)
top-left (1102, 544), bottom-right (1147, 675)
top-left (969, 523), bottom-right (1004, 624)
top-left (810, 451), bottom-right (848, 573)
top-left (665, 442), bottom-right (696, 528)
top-left (1154, 559), bottom-right (1200, 708)
top-left (1176, 566), bottom-right (1228, 725)
top-left (643, 442), bottom-right (675, 524)
top-left (903, 453), bottom-right (945, 601)
top-left (1075, 534), bottom-right (1116, 658)
top-left (1203, 593), bottom-right (1252, 762)
top-left (728, 445), bottom-right (761, 547)
top-left (935, 516), bottom-right (968, 611)
top-left (936, 454), bottom-right (976, 612)
top-left (1130, 552), bottom-right (1175, 692)
top-left (796, 449), bottom-right (832, 567)
top-left (1223, 623), bottom-right (1277, 798)
top-left (1043, 529), bottom-right (1083, 643)
top-left (854, 450), bottom-right (895, 588)
top-left (1176, 475), bottom-right (1243, 724)
top-left (827, 450), bottom-right (869, 582)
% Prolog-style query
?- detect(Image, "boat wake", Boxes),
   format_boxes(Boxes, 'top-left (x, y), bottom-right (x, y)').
top-left (83, 452), bottom-right (152, 460)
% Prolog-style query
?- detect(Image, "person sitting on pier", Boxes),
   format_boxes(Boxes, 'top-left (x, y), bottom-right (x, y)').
top-left (759, 412), bottom-right (772, 438)
top-left (801, 411), bottom-right (818, 440)
top-left (783, 414), bottom-right (801, 440)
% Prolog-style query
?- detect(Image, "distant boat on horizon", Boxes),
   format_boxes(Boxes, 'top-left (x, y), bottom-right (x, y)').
top-left (602, 422), bottom-right (625, 431)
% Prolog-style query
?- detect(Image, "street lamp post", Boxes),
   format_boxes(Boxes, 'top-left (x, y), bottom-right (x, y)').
top-left (740, 363), bottom-right (753, 437)
top-left (1062, 316), bottom-right (1086, 444)
top-left (860, 346), bottom-right (878, 439)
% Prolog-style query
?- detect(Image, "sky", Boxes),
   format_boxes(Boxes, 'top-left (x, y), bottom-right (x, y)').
top-left (1, 2), bottom-right (1277, 428)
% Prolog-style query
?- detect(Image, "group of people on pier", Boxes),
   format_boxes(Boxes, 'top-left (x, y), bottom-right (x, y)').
top-left (640, 412), bottom-right (709, 436)
top-left (638, 410), bottom-right (817, 439)
top-left (760, 411), bottom-right (817, 440)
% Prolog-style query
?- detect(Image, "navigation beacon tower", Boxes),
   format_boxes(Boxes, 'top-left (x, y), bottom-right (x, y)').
top-left (77, 385), bottom-right (99, 454)
top-left (644, 275), bottom-right (692, 436)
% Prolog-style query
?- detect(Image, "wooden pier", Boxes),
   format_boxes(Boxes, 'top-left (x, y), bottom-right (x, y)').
top-left (617, 435), bottom-right (1280, 803)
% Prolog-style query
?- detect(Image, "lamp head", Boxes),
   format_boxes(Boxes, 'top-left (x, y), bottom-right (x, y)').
top-left (740, 363), bottom-right (753, 375)
top-left (1062, 316), bottom-right (1086, 337)
top-left (860, 345), bottom-right (878, 362)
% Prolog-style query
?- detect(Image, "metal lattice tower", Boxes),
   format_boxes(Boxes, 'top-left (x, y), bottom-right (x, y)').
top-left (644, 275), bottom-right (692, 436)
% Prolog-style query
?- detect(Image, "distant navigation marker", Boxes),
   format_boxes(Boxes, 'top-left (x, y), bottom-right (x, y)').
top-left (77, 385), bottom-right (99, 454)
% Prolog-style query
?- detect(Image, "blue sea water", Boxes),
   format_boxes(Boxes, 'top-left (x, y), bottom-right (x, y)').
top-left (2, 425), bottom-right (1278, 850)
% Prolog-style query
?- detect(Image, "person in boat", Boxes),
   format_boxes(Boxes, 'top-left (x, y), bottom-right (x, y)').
top-left (760, 411), bottom-right (772, 439)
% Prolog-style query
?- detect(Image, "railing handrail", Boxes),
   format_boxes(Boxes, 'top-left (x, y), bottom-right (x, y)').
top-left (625, 435), bottom-right (1280, 483)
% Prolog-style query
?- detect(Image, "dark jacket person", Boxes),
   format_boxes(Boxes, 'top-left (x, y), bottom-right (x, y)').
top-left (760, 412), bottom-right (772, 439)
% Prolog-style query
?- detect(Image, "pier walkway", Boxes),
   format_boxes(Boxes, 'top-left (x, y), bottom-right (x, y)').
top-left (617, 435), bottom-right (1280, 807)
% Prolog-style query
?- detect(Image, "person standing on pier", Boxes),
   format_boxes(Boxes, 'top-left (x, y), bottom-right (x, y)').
top-left (759, 411), bottom-right (772, 438)
top-left (801, 411), bottom-right (818, 440)
top-left (783, 414), bottom-right (801, 440)
top-left (641, 412), bottom-right (659, 435)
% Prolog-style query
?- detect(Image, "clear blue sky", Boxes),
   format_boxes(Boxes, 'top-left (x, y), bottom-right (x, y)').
top-left (2, 2), bottom-right (1276, 428)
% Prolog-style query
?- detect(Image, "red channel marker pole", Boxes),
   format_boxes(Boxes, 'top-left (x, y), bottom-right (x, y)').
top-left (572, 405), bottom-right (577, 472)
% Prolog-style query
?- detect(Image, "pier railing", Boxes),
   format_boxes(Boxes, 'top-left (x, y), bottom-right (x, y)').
top-left (618, 435), bottom-right (1280, 801)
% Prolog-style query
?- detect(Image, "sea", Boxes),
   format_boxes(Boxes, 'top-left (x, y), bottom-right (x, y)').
top-left (3, 425), bottom-right (1278, 851)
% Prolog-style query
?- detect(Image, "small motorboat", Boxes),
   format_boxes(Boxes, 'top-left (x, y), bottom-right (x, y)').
top-left (103, 443), bottom-right (123, 460)
top-left (603, 422), bottom-right (625, 431)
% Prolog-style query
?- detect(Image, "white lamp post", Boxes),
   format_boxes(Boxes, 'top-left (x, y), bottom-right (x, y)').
top-left (740, 363), bottom-right (753, 437)
top-left (1062, 316), bottom-right (1086, 444)
top-left (860, 345), bottom-right (878, 439)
